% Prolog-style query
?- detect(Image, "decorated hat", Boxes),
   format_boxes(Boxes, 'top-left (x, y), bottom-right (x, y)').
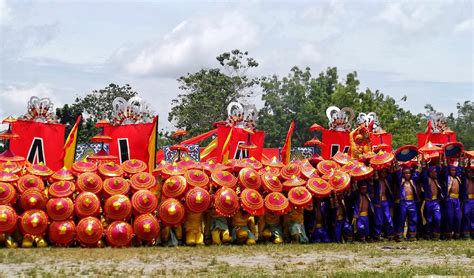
top-left (328, 170), bottom-right (351, 193)
top-left (130, 172), bottom-right (156, 191)
top-left (281, 162), bottom-right (302, 180)
top-left (104, 194), bottom-right (132, 221)
top-left (72, 160), bottom-right (98, 175)
top-left (158, 198), bottom-right (185, 227)
top-left (264, 192), bottom-right (290, 215)
top-left (98, 162), bottom-right (124, 178)
top-left (106, 221), bottom-right (134, 247)
top-left (306, 178), bottom-right (332, 198)
top-left (349, 162), bottom-right (374, 181)
top-left (48, 180), bottom-right (76, 198)
top-left (282, 175), bottom-right (306, 191)
top-left (419, 141), bottom-right (443, 154)
top-left (184, 169), bottom-right (209, 188)
top-left (20, 209), bottom-right (48, 236)
top-left (20, 188), bottom-right (47, 210)
top-left (26, 163), bottom-right (53, 177)
top-left (122, 159), bottom-right (147, 175)
top-left (131, 190), bottom-right (158, 215)
top-left (301, 166), bottom-right (319, 180)
top-left (238, 167), bottom-right (261, 190)
top-left (17, 175), bottom-right (44, 194)
top-left (262, 156), bottom-right (284, 168)
top-left (76, 172), bottom-right (103, 194)
top-left (240, 188), bottom-right (265, 216)
top-left (162, 175), bottom-right (187, 199)
top-left (395, 145), bottom-right (419, 162)
top-left (51, 167), bottom-right (75, 181)
top-left (211, 170), bottom-right (237, 188)
top-left (317, 160), bottom-right (341, 176)
top-left (185, 186), bottom-right (211, 213)
top-left (46, 197), bottom-right (74, 221)
top-left (444, 142), bottom-right (464, 158)
top-left (74, 192), bottom-right (101, 218)
top-left (177, 157), bottom-right (198, 170)
top-left (370, 150), bottom-right (394, 170)
top-left (258, 166), bottom-right (280, 176)
top-left (133, 214), bottom-right (160, 242)
top-left (288, 186), bottom-right (313, 208)
top-left (76, 217), bottom-right (104, 246)
top-left (242, 157), bottom-right (263, 170)
top-left (0, 205), bottom-right (18, 234)
top-left (48, 220), bottom-right (76, 246)
top-left (332, 152), bottom-right (352, 165)
top-left (103, 177), bottom-right (130, 197)
top-left (0, 170), bottom-right (19, 183)
top-left (201, 160), bottom-right (230, 175)
top-left (261, 174), bottom-right (283, 193)
top-left (0, 182), bottom-right (16, 206)
top-left (214, 187), bottom-right (239, 217)
top-left (0, 161), bottom-right (21, 174)
top-left (340, 160), bottom-right (358, 173)
top-left (152, 160), bottom-right (169, 176)
top-left (161, 162), bottom-right (185, 177)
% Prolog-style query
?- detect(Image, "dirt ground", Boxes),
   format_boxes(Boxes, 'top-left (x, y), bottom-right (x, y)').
top-left (0, 240), bottom-right (472, 277)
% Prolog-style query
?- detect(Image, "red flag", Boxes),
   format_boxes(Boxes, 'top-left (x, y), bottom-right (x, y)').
top-left (62, 115), bottom-right (81, 169)
top-left (424, 120), bottom-right (433, 145)
top-left (281, 120), bottom-right (294, 164)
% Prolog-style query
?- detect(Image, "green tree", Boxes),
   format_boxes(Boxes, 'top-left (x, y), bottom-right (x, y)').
top-left (168, 50), bottom-right (259, 137)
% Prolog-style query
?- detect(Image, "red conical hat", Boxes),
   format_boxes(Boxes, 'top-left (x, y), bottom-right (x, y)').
top-left (74, 192), bottom-right (101, 218)
top-left (370, 150), bottom-right (394, 170)
top-left (211, 170), bottom-right (237, 188)
top-left (103, 177), bottom-right (130, 197)
top-left (106, 221), bottom-right (134, 247)
top-left (317, 160), bottom-right (341, 176)
top-left (0, 182), bottom-right (16, 206)
top-left (242, 157), bottom-right (263, 170)
top-left (419, 141), bottom-right (443, 153)
top-left (309, 123), bottom-right (324, 131)
top-left (306, 178), bottom-right (332, 198)
top-left (76, 217), bottom-right (103, 246)
top-left (240, 188), bottom-right (265, 216)
top-left (51, 167), bottom-right (75, 181)
top-left (158, 198), bottom-right (185, 226)
top-left (161, 162), bottom-right (185, 177)
top-left (152, 160), bottom-right (169, 176)
top-left (281, 162), bottom-right (302, 180)
top-left (131, 190), bottom-right (158, 215)
top-left (288, 186), bottom-right (313, 208)
top-left (133, 214), bottom-right (160, 242)
top-left (98, 162), bottom-right (124, 178)
top-left (0, 205), bottom-right (17, 234)
top-left (48, 220), bottom-right (76, 246)
top-left (0, 170), bottom-right (19, 183)
top-left (104, 194), bottom-right (132, 221)
top-left (0, 161), bottom-right (21, 174)
top-left (349, 162), bottom-right (374, 181)
top-left (258, 166), bottom-right (280, 176)
top-left (262, 156), bottom-right (284, 168)
top-left (201, 160), bottom-right (230, 175)
top-left (283, 175), bottom-right (306, 191)
top-left (238, 167), bottom-right (261, 190)
top-left (185, 187), bottom-right (211, 213)
top-left (214, 187), bottom-right (239, 217)
top-left (76, 172), bottom-right (103, 194)
top-left (328, 170), bottom-right (351, 193)
top-left (20, 188), bottom-right (47, 210)
top-left (162, 175), bottom-right (187, 199)
top-left (46, 197), bottom-right (74, 221)
top-left (261, 174), bottom-right (283, 193)
top-left (48, 180), bottom-right (76, 198)
top-left (264, 192), bottom-right (290, 215)
top-left (332, 151), bottom-right (352, 165)
top-left (184, 169), bottom-right (209, 188)
top-left (17, 174), bottom-right (44, 194)
top-left (72, 160), bottom-right (97, 175)
top-left (341, 160), bottom-right (358, 173)
top-left (20, 209), bottom-right (48, 236)
top-left (26, 163), bottom-right (53, 177)
top-left (122, 159), bottom-right (147, 175)
top-left (301, 166), bottom-right (319, 180)
top-left (130, 172), bottom-right (156, 191)
top-left (177, 157), bottom-right (198, 170)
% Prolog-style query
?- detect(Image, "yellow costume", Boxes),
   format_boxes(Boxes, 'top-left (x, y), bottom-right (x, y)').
top-left (185, 212), bottom-right (204, 246)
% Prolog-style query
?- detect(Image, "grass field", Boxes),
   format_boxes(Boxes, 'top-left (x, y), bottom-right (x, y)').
top-left (0, 240), bottom-right (473, 277)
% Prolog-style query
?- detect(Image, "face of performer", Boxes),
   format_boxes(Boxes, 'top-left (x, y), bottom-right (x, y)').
top-left (449, 167), bottom-right (456, 177)
top-left (403, 170), bottom-right (411, 180)
top-left (359, 185), bottom-right (368, 194)
top-left (429, 169), bottom-right (437, 179)
top-left (379, 169), bottom-right (387, 178)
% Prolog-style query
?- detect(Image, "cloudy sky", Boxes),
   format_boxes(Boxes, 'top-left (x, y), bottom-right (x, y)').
top-left (0, 0), bottom-right (472, 130)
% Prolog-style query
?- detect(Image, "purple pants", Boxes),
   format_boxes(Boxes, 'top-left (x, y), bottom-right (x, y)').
top-left (334, 219), bottom-right (353, 242)
top-left (462, 199), bottom-right (474, 237)
top-left (311, 227), bottom-right (331, 243)
top-left (374, 201), bottom-right (394, 238)
top-left (424, 200), bottom-right (441, 236)
top-left (396, 200), bottom-right (417, 239)
top-left (356, 215), bottom-right (369, 239)
top-left (445, 198), bottom-right (462, 236)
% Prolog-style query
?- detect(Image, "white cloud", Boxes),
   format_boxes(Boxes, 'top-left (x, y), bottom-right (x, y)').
top-left (296, 43), bottom-right (321, 65)
top-left (454, 18), bottom-right (473, 33)
top-left (119, 12), bottom-right (259, 77)
top-left (0, 0), bottom-right (12, 25)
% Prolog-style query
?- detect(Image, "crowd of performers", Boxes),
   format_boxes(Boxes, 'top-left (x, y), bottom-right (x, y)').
top-left (0, 150), bottom-right (473, 248)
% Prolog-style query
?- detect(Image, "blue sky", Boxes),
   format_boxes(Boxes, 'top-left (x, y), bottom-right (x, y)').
top-left (0, 0), bottom-right (472, 130)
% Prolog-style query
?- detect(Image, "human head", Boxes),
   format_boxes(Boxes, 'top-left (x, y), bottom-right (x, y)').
top-left (429, 166), bottom-right (437, 179)
top-left (449, 166), bottom-right (457, 177)
top-left (403, 168), bottom-right (411, 180)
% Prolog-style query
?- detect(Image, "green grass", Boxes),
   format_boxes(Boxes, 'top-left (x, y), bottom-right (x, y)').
top-left (0, 240), bottom-right (472, 277)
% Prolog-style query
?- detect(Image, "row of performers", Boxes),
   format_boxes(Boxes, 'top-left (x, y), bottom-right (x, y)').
top-left (0, 153), bottom-right (472, 248)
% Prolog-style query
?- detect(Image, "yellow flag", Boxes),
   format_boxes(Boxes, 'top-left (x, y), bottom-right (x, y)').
top-left (62, 116), bottom-right (81, 169)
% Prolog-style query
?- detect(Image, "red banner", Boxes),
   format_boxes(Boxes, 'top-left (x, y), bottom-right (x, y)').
top-left (10, 120), bottom-right (66, 170)
top-left (370, 133), bottom-right (393, 152)
top-left (104, 122), bottom-right (156, 164)
top-left (321, 130), bottom-right (350, 159)
top-left (216, 126), bottom-right (264, 161)
top-left (417, 132), bottom-right (455, 147)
